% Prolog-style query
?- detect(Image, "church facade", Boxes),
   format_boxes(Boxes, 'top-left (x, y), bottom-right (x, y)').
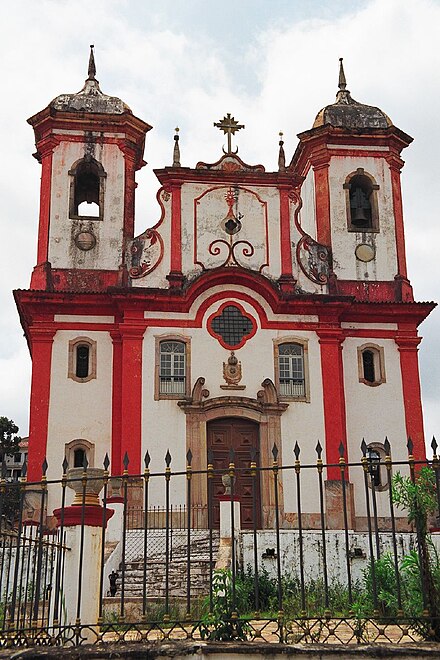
top-left (15, 49), bottom-right (434, 529)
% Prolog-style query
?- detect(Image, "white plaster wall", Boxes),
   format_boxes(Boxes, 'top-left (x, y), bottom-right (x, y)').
top-left (131, 186), bottom-right (172, 289)
top-left (48, 137), bottom-right (125, 271)
top-left (241, 530), bottom-right (419, 586)
top-left (298, 166), bottom-right (316, 238)
top-left (141, 299), bottom-right (326, 510)
top-left (180, 183), bottom-right (281, 281)
top-left (342, 336), bottom-right (408, 519)
top-left (46, 330), bottom-right (113, 510)
top-left (329, 155), bottom-right (397, 281)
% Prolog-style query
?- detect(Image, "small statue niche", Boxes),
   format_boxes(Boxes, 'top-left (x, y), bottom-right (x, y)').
top-left (220, 351), bottom-right (246, 390)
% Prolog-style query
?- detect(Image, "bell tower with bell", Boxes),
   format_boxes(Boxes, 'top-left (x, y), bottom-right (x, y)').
top-left (28, 46), bottom-right (151, 292)
top-left (292, 58), bottom-right (413, 303)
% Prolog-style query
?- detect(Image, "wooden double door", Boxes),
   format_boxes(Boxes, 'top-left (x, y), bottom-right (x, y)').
top-left (207, 417), bottom-right (261, 529)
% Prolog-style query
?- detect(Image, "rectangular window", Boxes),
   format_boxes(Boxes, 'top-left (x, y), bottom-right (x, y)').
top-left (274, 339), bottom-right (310, 402)
top-left (159, 341), bottom-right (186, 395)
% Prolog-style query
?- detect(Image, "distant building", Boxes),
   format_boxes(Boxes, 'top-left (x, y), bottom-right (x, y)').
top-left (15, 49), bottom-right (435, 528)
top-left (4, 438), bottom-right (28, 482)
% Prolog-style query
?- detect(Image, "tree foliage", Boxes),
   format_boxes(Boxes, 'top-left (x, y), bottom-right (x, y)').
top-left (0, 417), bottom-right (21, 462)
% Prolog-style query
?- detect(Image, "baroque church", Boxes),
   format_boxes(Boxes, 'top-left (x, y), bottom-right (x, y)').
top-left (15, 48), bottom-right (434, 529)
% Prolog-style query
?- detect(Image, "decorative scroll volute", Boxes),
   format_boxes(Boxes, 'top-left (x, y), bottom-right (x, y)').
top-left (290, 188), bottom-right (332, 286)
top-left (129, 228), bottom-right (164, 279)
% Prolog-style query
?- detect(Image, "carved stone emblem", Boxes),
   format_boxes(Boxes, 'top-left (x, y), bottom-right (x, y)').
top-left (221, 351), bottom-right (246, 390)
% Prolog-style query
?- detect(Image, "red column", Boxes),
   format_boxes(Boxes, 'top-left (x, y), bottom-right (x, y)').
top-left (167, 182), bottom-right (184, 289)
top-left (110, 331), bottom-right (122, 475)
top-left (396, 336), bottom-right (426, 462)
top-left (388, 156), bottom-right (408, 280)
top-left (31, 139), bottom-right (56, 290)
top-left (318, 331), bottom-right (348, 479)
top-left (27, 326), bottom-right (55, 482)
top-left (123, 153), bottom-right (136, 241)
top-left (120, 319), bottom-right (145, 474)
top-left (278, 187), bottom-right (296, 293)
top-left (314, 162), bottom-right (332, 247)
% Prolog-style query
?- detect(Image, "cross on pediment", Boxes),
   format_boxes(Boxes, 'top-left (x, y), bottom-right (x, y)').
top-left (214, 113), bottom-right (245, 154)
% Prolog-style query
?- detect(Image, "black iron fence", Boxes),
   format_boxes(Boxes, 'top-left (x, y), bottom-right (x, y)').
top-left (0, 437), bottom-right (440, 647)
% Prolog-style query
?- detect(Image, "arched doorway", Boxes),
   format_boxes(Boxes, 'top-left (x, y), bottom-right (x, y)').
top-left (207, 417), bottom-right (261, 529)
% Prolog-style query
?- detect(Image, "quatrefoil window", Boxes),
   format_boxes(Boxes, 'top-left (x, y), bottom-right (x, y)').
top-left (208, 303), bottom-right (256, 349)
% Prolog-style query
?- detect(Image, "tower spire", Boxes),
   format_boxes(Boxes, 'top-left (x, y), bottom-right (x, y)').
top-left (335, 57), bottom-right (353, 105)
top-left (87, 44), bottom-right (97, 81)
top-left (338, 57), bottom-right (346, 90)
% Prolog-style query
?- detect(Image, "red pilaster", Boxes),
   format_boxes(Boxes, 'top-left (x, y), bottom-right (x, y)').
top-left (167, 182), bottom-right (184, 289)
top-left (314, 162), bottom-right (332, 247)
top-left (36, 146), bottom-right (54, 266)
top-left (388, 156), bottom-right (407, 280)
top-left (123, 153), bottom-right (136, 242)
top-left (27, 325), bottom-right (55, 482)
top-left (318, 330), bottom-right (348, 479)
top-left (110, 331), bottom-right (122, 475)
top-left (120, 317), bottom-right (145, 473)
top-left (278, 186), bottom-right (295, 292)
top-left (396, 336), bottom-right (426, 462)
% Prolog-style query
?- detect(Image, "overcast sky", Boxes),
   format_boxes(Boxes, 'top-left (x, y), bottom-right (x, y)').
top-left (1, 0), bottom-right (439, 447)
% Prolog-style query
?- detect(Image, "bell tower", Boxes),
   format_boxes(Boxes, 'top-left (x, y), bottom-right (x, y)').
top-left (28, 46), bottom-right (151, 292)
top-left (291, 59), bottom-right (413, 303)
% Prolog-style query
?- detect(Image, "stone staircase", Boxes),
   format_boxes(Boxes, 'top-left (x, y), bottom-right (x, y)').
top-left (123, 530), bottom-right (220, 598)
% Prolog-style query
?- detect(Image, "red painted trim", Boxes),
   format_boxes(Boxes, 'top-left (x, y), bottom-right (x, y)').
top-left (106, 496), bottom-right (124, 504)
top-left (170, 184), bottom-right (182, 274)
top-left (314, 165), bottom-right (331, 247)
top-left (36, 152), bottom-right (53, 265)
top-left (396, 337), bottom-right (426, 461)
top-left (53, 505), bottom-right (114, 528)
top-left (389, 163), bottom-right (408, 279)
top-left (111, 331), bottom-right (122, 475)
top-left (155, 167), bottom-right (303, 190)
top-left (123, 156), bottom-right (136, 242)
top-left (27, 327), bottom-right (55, 481)
top-left (120, 321), bottom-right (144, 473)
top-left (279, 188), bottom-right (293, 277)
top-left (51, 269), bottom-right (119, 291)
top-left (318, 331), bottom-right (348, 480)
top-left (206, 300), bottom-right (258, 349)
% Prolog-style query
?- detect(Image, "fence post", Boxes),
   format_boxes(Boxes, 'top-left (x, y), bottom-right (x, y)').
top-left (53, 468), bottom-right (113, 642)
top-left (216, 472), bottom-right (240, 570)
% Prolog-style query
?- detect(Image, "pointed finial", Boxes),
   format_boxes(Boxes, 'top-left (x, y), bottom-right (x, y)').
top-left (338, 57), bottom-right (346, 91)
top-left (88, 45), bottom-right (97, 81)
top-left (338, 442), bottom-right (345, 459)
top-left (173, 127), bottom-right (181, 168)
top-left (62, 456), bottom-right (69, 474)
top-left (384, 437), bottom-right (391, 456)
top-left (272, 443), bottom-right (279, 461)
top-left (278, 131), bottom-right (286, 172)
top-left (144, 451), bottom-right (151, 469)
top-left (42, 457), bottom-right (48, 476)
top-left (103, 453), bottom-right (110, 471)
top-left (407, 437), bottom-right (414, 456)
top-left (123, 451), bottom-right (129, 471)
top-left (431, 436), bottom-right (438, 456)
top-left (186, 448), bottom-right (193, 466)
top-left (361, 439), bottom-right (367, 456)
top-left (165, 449), bottom-right (172, 467)
top-left (293, 441), bottom-right (300, 460)
top-left (315, 440), bottom-right (322, 459)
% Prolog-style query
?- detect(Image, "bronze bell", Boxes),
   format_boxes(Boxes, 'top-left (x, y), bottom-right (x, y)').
top-left (351, 205), bottom-right (368, 225)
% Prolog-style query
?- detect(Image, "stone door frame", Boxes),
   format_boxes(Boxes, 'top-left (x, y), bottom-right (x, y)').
top-left (178, 378), bottom-right (288, 529)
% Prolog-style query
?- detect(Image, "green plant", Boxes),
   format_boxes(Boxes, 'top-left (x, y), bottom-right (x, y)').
top-left (392, 467), bottom-right (440, 640)
top-left (197, 569), bottom-right (251, 641)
